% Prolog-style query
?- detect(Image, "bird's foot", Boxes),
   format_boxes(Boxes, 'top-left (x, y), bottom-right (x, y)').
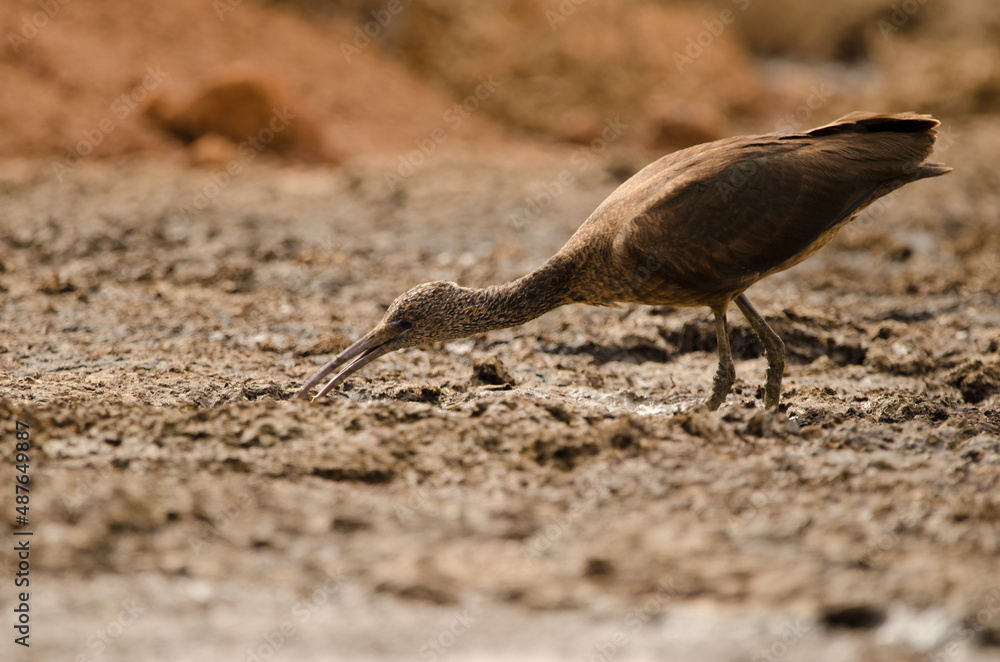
top-left (705, 393), bottom-right (725, 411)
top-left (706, 311), bottom-right (736, 411)
top-left (762, 359), bottom-right (784, 409)
top-left (706, 361), bottom-right (735, 411)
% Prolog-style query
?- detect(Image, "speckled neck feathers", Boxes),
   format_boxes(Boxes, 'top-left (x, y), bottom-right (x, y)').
top-left (461, 253), bottom-right (579, 334)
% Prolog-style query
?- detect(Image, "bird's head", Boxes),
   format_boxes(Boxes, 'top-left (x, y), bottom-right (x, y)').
top-left (294, 281), bottom-right (474, 400)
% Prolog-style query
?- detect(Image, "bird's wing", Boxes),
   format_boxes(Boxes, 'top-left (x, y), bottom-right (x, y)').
top-left (609, 128), bottom-right (938, 299)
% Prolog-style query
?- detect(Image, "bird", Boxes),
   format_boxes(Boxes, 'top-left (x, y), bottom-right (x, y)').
top-left (295, 112), bottom-right (951, 410)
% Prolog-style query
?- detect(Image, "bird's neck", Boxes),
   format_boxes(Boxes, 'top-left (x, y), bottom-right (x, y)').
top-left (465, 253), bottom-right (577, 333)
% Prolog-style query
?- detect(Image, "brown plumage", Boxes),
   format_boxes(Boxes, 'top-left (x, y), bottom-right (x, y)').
top-left (295, 112), bottom-right (951, 409)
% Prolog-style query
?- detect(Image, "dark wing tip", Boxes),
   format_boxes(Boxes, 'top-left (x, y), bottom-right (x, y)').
top-left (808, 111), bottom-right (941, 137)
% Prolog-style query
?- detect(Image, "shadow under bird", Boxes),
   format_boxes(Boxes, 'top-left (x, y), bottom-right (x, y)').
top-left (295, 112), bottom-right (951, 409)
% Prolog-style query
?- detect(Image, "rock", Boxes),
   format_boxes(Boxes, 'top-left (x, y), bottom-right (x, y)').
top-left (189, 132), bottom-right (236, 165)
top-left (471, 354), bottom-right (516, 388)
top-left (146, 68), bottom-right (330, 161)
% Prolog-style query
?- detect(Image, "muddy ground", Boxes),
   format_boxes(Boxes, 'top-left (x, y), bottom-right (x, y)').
top-left (2, 116), bottom-right (1000, 661)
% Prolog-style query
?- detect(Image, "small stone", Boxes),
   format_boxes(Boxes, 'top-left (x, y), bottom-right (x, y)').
top-left (471, 354), bottom-right (515, 388)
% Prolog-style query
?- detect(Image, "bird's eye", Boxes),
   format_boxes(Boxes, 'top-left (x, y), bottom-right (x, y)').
top-left (397, 319), bottom-right (413, 331)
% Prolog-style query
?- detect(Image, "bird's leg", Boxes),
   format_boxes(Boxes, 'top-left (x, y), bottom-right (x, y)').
top-left (705, 311), bottom-right (735, 410)
top-left (734, 293), bottom-right (785, 409)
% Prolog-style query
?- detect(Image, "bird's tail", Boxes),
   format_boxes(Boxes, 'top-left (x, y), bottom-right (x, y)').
top-left (909, 161), bottom-right (953, 182)
top-left (801, 111), bottom-right (952, 182)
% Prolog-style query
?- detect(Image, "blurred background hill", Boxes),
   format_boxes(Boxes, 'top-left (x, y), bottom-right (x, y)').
top-left (2, 0), bottom-right (998, 165)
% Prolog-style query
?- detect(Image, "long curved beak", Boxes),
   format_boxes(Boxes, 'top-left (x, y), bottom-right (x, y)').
top-left (294, 324), bottom-right (401, 401)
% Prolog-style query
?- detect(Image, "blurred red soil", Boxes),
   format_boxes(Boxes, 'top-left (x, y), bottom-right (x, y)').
top-left (2, 0), bottom-right (997, 168)
top-left (0, 0), bottom-right (511, 164)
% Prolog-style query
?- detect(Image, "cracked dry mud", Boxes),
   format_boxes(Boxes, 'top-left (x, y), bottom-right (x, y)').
top-left (2, 120), bottom-right (1000, 661)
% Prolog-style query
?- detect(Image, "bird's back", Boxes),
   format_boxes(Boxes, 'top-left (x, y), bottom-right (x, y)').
top-left (560, 112), bottom-right (950, 308)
